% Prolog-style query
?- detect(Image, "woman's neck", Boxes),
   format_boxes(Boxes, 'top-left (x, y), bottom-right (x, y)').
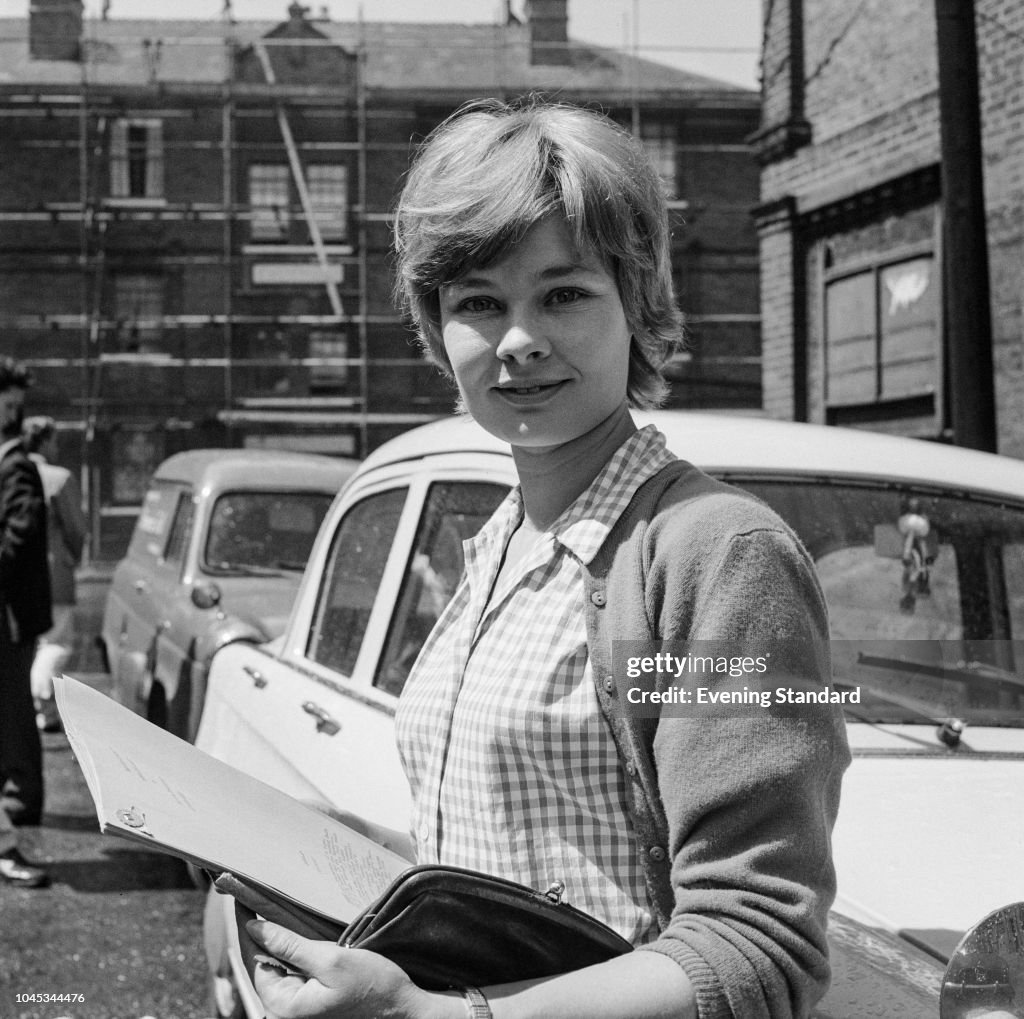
top-left (511, 404), bottom-right (638, 533)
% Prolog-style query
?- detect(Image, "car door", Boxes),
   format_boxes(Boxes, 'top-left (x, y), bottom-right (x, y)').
top-left (150, 487), bottom-right (198, 724)
top-left (106, 480), bottom-right (187, 713)
top-left (197, 455), bottom-right (510, 831)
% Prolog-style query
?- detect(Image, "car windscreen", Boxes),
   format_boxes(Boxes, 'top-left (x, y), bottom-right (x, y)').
top-left (203, 490), bottom-right (334, 574)
top-left (733, 477), bottom-right (1024, 728)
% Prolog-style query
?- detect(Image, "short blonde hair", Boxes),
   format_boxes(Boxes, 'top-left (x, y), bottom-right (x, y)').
top-left (393, 99), bottom-right (683, 408)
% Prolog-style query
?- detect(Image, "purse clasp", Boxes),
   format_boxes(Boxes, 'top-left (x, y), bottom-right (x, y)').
top-left (544, 879), bottom-right (565, 904)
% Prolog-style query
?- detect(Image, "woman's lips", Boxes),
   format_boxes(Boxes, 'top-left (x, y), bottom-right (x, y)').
top-left (494, 380), bottom-right (568, 404)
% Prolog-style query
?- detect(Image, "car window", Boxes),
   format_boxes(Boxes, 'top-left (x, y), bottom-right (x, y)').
top-left (737, 479), bottom-right (1024, 727)
top-left (306, 487), bottom-right (408, 677)
top-left (375, 482), bottom-right (509, 697)
top-left (163, 491), bottom-right (195, 568)
top-left (127, 481), bottom-right (183, 562)
top-left (203, 491), bottom-right (334, 574)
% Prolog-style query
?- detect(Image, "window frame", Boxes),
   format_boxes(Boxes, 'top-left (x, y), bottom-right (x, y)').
top-left (822, 240), bottom-right (942, 425)
top-left (638, 118), bottom-right (678, 200)
top-left (161, 489), bottom-right (195, 573)
top-left (306, 163), bottom-right (349, 242)
top-left (112, 273), bottom-right (165, 353)
top-left (248, 163), bottom-right (292, 241)
top-left (373, 479), bottom-right (509, 697)
top-left (109, 117), bottom-right (164, 201)
top-left (304, 485), bottom-right (411, 680)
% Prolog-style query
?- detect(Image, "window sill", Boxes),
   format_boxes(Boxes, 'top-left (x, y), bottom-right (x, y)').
top-left (103, 196), bottom-right (168, 209)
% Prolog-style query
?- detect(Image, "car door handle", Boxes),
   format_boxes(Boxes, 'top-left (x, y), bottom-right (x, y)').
top-left (301, 701), bottom-right (340, 736)
top-left (243, 665), bottom-right (267, 689)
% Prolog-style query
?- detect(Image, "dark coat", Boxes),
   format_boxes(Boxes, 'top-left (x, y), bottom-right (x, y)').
top-left (0, 438), bottom-right (53, 643)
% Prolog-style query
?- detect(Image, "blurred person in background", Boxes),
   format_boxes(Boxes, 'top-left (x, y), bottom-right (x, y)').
top-left (0, 799), bottom-right (48, 887)
top-left (0, 358), bottom-right (51, 886)
top-left (22, 416), bottom-right (87, 732)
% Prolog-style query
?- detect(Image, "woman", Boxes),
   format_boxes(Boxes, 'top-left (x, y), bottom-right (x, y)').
top-left (244, 99), bottom-right (850, 1019)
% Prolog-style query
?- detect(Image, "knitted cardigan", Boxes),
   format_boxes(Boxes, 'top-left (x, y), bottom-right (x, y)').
top-left (583, 459), bottom-right (850, 1019)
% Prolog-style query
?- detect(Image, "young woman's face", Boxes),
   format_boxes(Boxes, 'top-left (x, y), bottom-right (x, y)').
top-left (438, 215), bottom-right (631, 450)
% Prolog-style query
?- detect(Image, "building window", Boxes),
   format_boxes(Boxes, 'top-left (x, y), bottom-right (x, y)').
top-left (308, 330), bottom-right (349, 393)
top-left (639, 120), bottom-right (677, 199)
top-left (249, 164), bottom-right (291, 241)
top-left (307, 165), bottom-right (348, 242)
top-left (114, 274), bottom-right (164, 353)
top-left (110, 118), bottom-right (163, 199)
top-left (825, 255), bottom-right (939, 410)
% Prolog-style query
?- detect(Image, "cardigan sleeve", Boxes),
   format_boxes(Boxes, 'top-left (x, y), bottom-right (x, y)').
top-left (636, 493), bottom-right (850, 1019)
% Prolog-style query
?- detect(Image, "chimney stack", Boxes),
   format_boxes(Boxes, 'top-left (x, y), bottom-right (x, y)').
top-left (29, 0), bottom-right (83, 61)
top-left (525, 0), bottom-right (569, 66)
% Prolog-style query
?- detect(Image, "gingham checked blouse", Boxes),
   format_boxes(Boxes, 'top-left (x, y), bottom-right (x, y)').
top-left (395, 425), bottom-right (677, 945)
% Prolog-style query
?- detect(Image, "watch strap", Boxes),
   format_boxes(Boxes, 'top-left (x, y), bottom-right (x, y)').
top-left (461, 985), bottom-right (493, 1019)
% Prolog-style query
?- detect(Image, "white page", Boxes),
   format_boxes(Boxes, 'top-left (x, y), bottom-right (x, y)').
top-left (54, 675), bottom-right (408, 924)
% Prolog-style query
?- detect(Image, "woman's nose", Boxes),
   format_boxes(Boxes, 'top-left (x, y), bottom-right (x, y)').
top-left (495, 317), bottom-right (550, 364)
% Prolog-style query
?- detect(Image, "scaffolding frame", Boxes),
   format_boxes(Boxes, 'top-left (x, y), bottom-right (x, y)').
top-left (0, 12), bottom-right (764, 561)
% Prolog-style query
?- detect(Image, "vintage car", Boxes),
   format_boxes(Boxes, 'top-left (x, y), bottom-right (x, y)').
top-left (196, 411), bottom-right (1024, 1017)
top-left (99, 448), bottom-right (355, 743)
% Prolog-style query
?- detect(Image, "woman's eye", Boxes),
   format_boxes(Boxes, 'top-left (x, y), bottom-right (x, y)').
top-left (459, 296), bottom-right (497, 313)
top-left (548, 288), bottom-right (584, 305)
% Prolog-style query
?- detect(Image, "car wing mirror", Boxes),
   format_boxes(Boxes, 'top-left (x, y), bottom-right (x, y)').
top-left (940, 902), bottom-right (1024, 1018)
top-left (191, 581), bottom-right (223, 610)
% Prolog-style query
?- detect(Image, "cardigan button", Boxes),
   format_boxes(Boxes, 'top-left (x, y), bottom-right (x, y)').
top-left (603, 675), bottom-right (615, 694)
top-left (648, 845), bottom-right (667, 863)
top-left (590, 590), bottom-right (606, 607)
top-left (625, 760), bottom-right (637, 777)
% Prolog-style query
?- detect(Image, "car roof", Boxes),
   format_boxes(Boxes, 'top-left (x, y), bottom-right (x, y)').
top-left (152, 448), bottom-right (357, 491)
top-left (358, 411), bottom-right (1024, 501)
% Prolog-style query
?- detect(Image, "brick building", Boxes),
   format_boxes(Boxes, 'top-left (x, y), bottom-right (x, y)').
top-left (754, 0), bottom-right (1024, 454)
top-left (0, 0), bottom-right (761, 559)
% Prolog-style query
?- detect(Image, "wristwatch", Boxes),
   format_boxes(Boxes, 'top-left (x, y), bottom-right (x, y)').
top-left (460, 985), bottom-right (493, 1019)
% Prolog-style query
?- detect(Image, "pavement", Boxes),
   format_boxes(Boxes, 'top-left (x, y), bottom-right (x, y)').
top-left (2, 567), bottom-right (222, 1019)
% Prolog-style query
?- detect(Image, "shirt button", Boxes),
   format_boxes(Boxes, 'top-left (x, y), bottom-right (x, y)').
top-left (648, 845), bottom-right (667, 862)
top-left (590, 591), bottom-right (606, 607)
top-left (418, 823), bottom-right (430, 843)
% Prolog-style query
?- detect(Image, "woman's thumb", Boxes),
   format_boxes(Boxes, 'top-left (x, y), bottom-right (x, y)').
top-left (248, 920), bottom-right (307, 964)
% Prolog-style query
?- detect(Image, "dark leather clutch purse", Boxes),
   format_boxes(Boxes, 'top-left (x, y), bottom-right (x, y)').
top-left (216, 863), bottom-right (632, 990)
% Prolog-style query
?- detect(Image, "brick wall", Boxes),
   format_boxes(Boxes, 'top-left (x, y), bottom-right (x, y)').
top-left (978, 0), bottom-right (1024, 457)
top-left (758, 0), bottom-right (1024, 455)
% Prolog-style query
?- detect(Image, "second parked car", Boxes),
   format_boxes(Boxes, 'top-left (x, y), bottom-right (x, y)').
top-left (100, 448), bottom-right (355, 742)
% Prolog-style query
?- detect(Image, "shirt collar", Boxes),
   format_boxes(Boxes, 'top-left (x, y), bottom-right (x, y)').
top-left (463, 485), bottom-right (524, 580)
top-left (551, 425), bottom-right (675, 565)
top-left (464, 425), bottom-right (676, 573)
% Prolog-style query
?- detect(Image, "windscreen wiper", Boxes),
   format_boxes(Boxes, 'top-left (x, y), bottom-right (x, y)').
top-left (857, 651), bottom-right (1024, 693)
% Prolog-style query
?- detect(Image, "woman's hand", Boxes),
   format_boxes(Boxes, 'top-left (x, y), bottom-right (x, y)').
top-left (246, 919), bottom-right (456, 1019)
